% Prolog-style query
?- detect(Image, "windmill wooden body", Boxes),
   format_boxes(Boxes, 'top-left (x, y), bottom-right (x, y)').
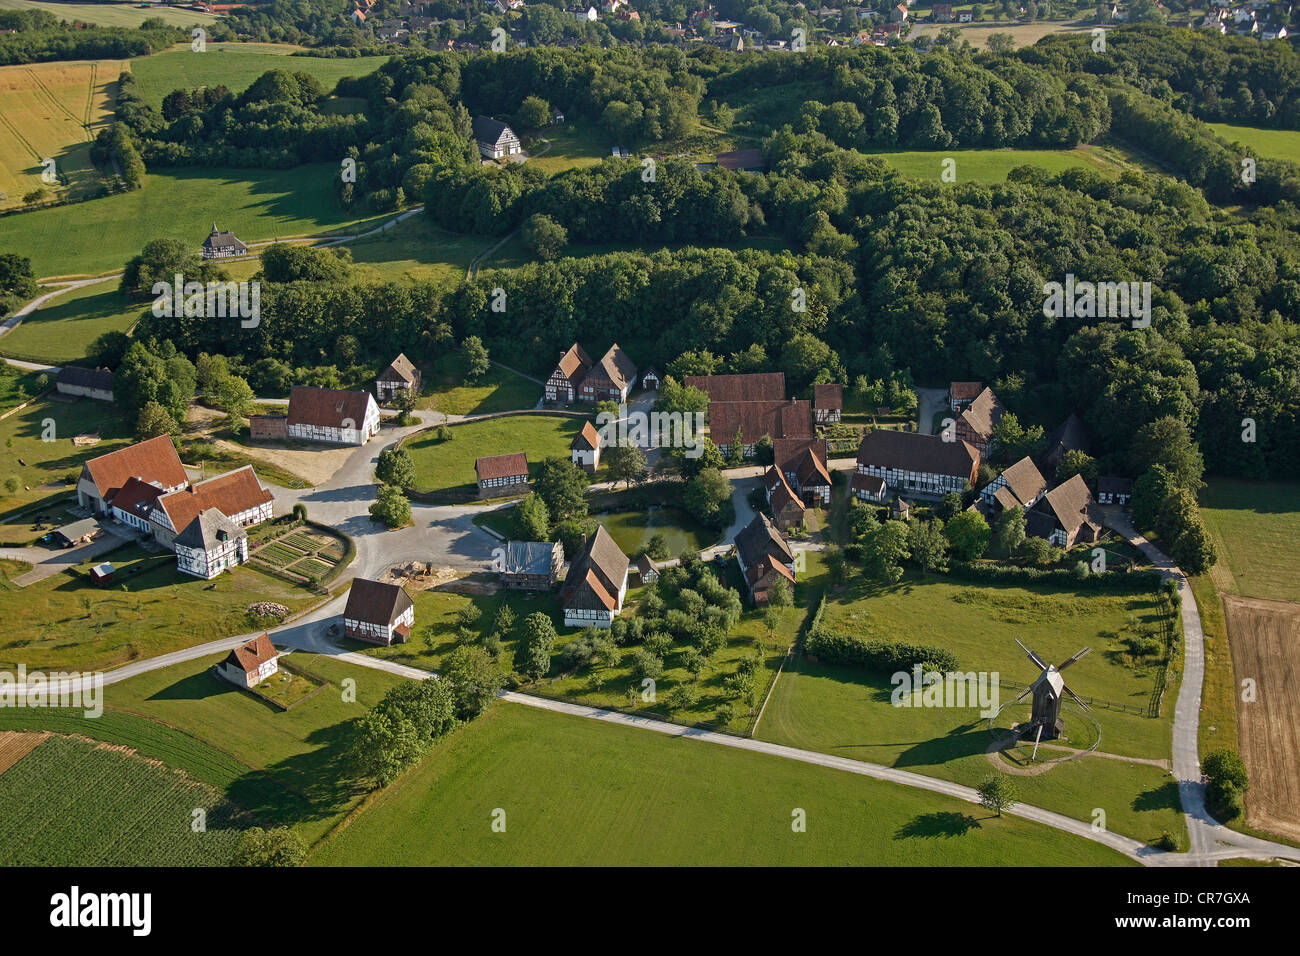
top-left (1014, 640), bottom-right (1091, 743)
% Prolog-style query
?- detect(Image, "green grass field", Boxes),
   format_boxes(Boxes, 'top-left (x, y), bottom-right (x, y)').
top-left (864, 147), bottom-right (1115, 183)
top-left (524, 122), bottom-right (609, 177)
top-left (0, 733), bottom-right (242, 865)
top-left (128, 43), bottom-right (391, 108)
top-left (0, 544), bottom-right (317, 672)
top-left (308, 701), bottom-right (1134, 866)
top-left (0, 0), bottom-right (216, 28)
top-left (1206, 123), bottom-right (1300, 164)
top-left (343, 215), bottom-right (486, 286)
top-left (1200, 479), bottom-right (1300, 603)
top-left (404, 414), bottom-right (583, 494)
top-left (0, 164), bottom-right (395, 278)
top-left (0, 280), bottom-right (141, 364)
top-left (0, 394), bottom-right (132, 515)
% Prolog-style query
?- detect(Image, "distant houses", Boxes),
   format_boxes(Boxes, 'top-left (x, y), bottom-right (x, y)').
top-left (201, 222), bottom-right (247, 259)
top-left (473, 115), bottom-right (522, 160)
top-left (640, 366), bottom-right (662, 391)
top-left (498, 540), bottom-right (564, 590)
top-left (55, 366), bottom-right (114, 402)
top-left (544, 342), bottom-right (638, 404)
top-left (635, 553), bottom-right (659, 583)
top-left (734, 513), bottom-right (796, 605)
top-left (217, 633), bottom-right (279, 688)
top-left (253, 386), bottom-right (381, 446)
top-left (561, 525), bottom-right (629, 627)
top-left (343, 578), bottom-right (415, 645)
top-left (476, 452), bottom-right (530, 496)
top-left (375, 353), bottom-right (422, 405)
top-left (853, 430), bottom-right (979, 501)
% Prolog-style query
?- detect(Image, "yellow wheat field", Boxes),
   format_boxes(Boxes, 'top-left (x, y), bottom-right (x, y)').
top-left (0, 58), bottom-right (126, 209)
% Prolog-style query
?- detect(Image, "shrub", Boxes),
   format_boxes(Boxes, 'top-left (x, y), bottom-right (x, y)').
top-left (805, 628), bottom-right (959, 673)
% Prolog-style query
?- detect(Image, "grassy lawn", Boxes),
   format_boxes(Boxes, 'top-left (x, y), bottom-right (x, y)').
top-left (751, 554), bottom-right (1185, 845)
top-left (864, 147), bottom-right (1115, 183)
top-left (308, 701), bottom-right (1134, 866)
top-left (0, 652), bottom-right (408, 848)
top-left (523, 122), bottom-right (610, 177)
top-left (3, 165), bottom-right (397, 278)
top-left (419, 359), bottom-right (542, 416)
top-left (1206, 123), bottom-right (1300, 164)
top-left (404, 414), bottom-right (582, 494)
top-left (1190, 573), bottom-right (1236, 760)
top-left (128, 43), bottom-right (391, 108)
top-left (0, 544), bottom-right (318, 672)
top-left (0, 281), bottom-right (141, 364)
top-left (342, 215), bottom-right (487, 286)
top-left (0, 395), bottom-right (132, 515)
top-left (0, 733), bottom-right (241, 865)
top-left (0, 0), bottom-right (216, 28)
top-left (1200, 479), bottom-right (1300, 603)
top-left (0, 366), bottom-right (45, 413)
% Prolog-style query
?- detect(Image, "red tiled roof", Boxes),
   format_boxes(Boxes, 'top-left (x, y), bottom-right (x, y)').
top-left (158, 466), bottom-right (271, 532)
top-left (476, 453), bottom-right (529, 481)
top-left (950, 381), bottom-right (983, 401)
top-left (683, 372), bottom-right (785, 403)
top-left (813, 383), bottom-right (843, 409)
top-left (710, 400), bottom-right (813, 446)
top-left (286, 386), bottom-right (373, 430)
top-left (554, 343), bottom-right (593, 386)
top-left (84, 435), bottom-right (188, 504)
top-left (111, 476), bottom-right (166, 518)
top-left (571, 421), bottom-right (602, 451)
top-left (225, 633), bottom-right (276, 674)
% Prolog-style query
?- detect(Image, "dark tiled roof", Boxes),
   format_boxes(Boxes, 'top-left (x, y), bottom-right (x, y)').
top-left (710, 400), bottom-right (813, 446)
top-left (856, 430), bottom-right (979, 479)
top-left (734, 512), bottom-right (793, 570)
top-left (473, 115), bottom-right (516, 145)
top-left (997, 456), bottom-right (1048, 507)
top-left (203, 223), bottom-right (247, 251)
top-left (563, 525), bottom-right (628, 606)
top-left (476, 453), bottom-right (529, 481)
top-left (582, 343), bottom-right (637, 391)
top-left (949, 381), bottom-right (983, 401)
top-left (344, 578), bottom-right (414, 626)
top-left (716, 148), bottom-right (766, 171)
top-left (684, 372), bottom-right (785, 403)
top-left (1044, 413), bottom-right (1090, 465)
top-left (1034, 474), bottom-right (1099, 540)
top-left (378, 353), bottom-right (419, 385)
top-left (813, 383), bottom-right (842, 409)
top-left (56, 365), bottom-right (114, 392)
top-left (174, 507), bottom-right (245, 550)
top-left (958, 387), bottom-right (1004, 442)
top-left (1098, 475), bottom-right (1133, 496)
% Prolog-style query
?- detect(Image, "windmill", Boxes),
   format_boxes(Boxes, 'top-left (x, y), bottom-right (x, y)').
top-left (1013, 640), bottom-right (1091, 757)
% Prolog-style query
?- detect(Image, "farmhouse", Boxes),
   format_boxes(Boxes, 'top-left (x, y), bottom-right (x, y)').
top-left (77, 435), bottom-right (188, 516)
top-left (174, 508), bottom-right (249, 579)
top-left (764, 465), bottom-right (807, 531)
top-left (949, 381), bottom-right (983, 412)
top-left (108, 475), bottom-right (168, 533)
top-left (1027, 474), bottom-right (1103, 549)
top-left (570, 421), bottom-right (603, 473)
top-left (472, 116), bottom-right (522, 160)
top-left (152, 465), bottom-right (274, 547)
top-left (978, 455), bottom-right (1048, 517)
top-left (499, 539), bottom-right (563, 590)
top-left (774, 437), bottom-right (832, 506)
top-left (954, 387), bottom-right (1004, 456)
top-left (710, 399), bottom-right (813, 458)
top-left (1097, 475), bottom-right (1133, 506)
top-left (813, 383), bottom-right (843, 423)
top-left (1043, 412), bottom-right (1090, 472)
top-left (640, 366), bottom-right (662, 390)
top-left (932, 2), bottom-right (953, 20)
top-left (734, 513), bottom-right (796, 605)
top-left (54, 366), bottom-right (114, 402)
top-left (578, 344), bottom-right (638, 403)
top-left (561, 525), bottom-right (629, 628)
top-left (855, 429), bottom-right (979, 500)
top-left (545, 343), bottom-right (593, 403)
top-left (635, 553), bottom-right (659, 583)
top-left (375, 353), bottom-right (422, 405)
top-left (201, 222), bottom-right (247, 259)
top-left (476, 453), bottom-right (530, 496)
top-left (217, 633), bottom-right (279, 688)
top-left (343, 578), bottom-right (415, 645)
top-left (286, 386), bottom-right (380, 445)
top-left (851, 472), bottom-right (887, 503)
top-left (684, 372), bottom-right (785, 404)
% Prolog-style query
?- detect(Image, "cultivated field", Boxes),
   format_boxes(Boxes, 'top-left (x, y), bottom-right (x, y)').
top-left (0, 733), bottom-right (242, 865)
top-left (404, 414), bottom-right (585, 494)
top-left (0, 730), bottom-right (47, 775)
top-left (1201, 479), bottom-right (1300, 603)
top-left (0, 0), bottom-right (216, 28)
top-left (910, 17), bottom-right (1095, 49)
top-left (128, 43), bottom-right (392, 108)
top-left (308, 701), bottom-right (1134, 866)
top-left (0, 58), bottom-right (125, 209)
top-left (1222, 594), bottom-right (1300, 843)
top-left (0, 279), bottom-right (141, 364)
